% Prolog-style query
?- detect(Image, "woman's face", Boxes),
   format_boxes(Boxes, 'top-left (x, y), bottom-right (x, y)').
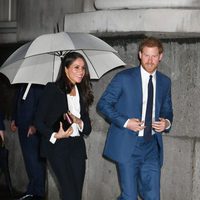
top-left (65, 58), bottom-right (86, 84)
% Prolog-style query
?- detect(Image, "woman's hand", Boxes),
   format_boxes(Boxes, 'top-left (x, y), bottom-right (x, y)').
top-left (54, 122), bottom-right (73, 139)
top-left (68, 112), bottom-right (83, 129)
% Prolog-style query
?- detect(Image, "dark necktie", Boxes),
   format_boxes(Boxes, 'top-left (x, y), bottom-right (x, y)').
top-left (144, 75), bottom-right (153, 141)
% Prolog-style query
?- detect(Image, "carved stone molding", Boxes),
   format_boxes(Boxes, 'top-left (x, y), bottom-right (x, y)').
top-left (64, 9), bottom-right (200, 38)
top-left (94, 0), bottom-right (200, 10)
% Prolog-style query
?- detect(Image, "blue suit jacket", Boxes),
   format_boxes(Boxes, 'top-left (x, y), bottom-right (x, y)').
top-left (97, 66), bottom-right (173, 166)
top-left (12, 84), bottom-right (44, 127)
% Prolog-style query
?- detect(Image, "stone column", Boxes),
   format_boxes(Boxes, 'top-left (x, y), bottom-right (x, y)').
top-left (83, 0), bottom-right (96, 12)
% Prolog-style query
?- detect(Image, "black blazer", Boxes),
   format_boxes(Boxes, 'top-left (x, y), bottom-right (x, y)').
top-left (35, 82), bottom-right (92, 157)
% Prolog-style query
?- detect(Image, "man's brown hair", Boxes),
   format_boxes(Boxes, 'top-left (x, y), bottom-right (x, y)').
top-left (139, 37), bottom-right (163, 54)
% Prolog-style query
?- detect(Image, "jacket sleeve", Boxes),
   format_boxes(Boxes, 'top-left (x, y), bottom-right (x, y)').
top-left (34, 83), bottom-right (55, 140)
top-left (97, 73), bottom-right (127, 128)
top-left (31, 85), bottom-right (45, 125)
top-left (0, 111), bottom-right (5, 130)
top-left (78, 86), bottom-right (92, 136)
top-left (11, 86), bottom-right (20, 121)
top-left (80, 109), bottom-right (92, 136)
top-left (160, 79), bottom-right (173, 133)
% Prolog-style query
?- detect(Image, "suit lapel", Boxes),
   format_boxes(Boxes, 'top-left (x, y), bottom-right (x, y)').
top-left (155, 72), bottom-right (162, 121)
top-left (132, 67), bottom-right (143, 119)
top-left (76, 84), bottom-right (85, 116)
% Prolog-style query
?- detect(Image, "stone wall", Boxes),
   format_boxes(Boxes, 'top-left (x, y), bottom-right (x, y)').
top-left (16, 0), bottom-right (84, 42)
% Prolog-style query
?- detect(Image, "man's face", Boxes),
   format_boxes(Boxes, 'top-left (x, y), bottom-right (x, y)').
top-left (139, 46), bottom-right (163, 74)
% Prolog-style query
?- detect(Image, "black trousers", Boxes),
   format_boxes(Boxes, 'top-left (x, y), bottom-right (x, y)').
top-left (18, 126), bottom-right (46, 196)
top-left (48, 137), bottom-right (86, 200)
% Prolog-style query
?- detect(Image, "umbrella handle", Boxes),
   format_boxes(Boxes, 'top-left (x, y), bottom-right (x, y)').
top-left (22, 83), bottom-right (32, 100)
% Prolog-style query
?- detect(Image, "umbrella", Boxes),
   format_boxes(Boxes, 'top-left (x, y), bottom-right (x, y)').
top-left (0, 32), bottom-right (125, 98)
top-left (24, 32), bottom-right (117, 57)
top-left (0, 32), bottom-right (125, 82)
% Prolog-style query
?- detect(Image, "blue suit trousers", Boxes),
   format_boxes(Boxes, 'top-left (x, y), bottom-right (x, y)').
top-left (18, 126), bottom-right (46, 196)
top-left (117, 136), bottom-right (160, 200)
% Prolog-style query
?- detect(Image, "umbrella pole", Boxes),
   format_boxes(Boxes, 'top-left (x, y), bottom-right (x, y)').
top-left (22, 83), bottom-right (32, 100)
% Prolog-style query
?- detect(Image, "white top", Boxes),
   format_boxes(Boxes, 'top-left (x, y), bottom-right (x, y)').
top-left (67, 85), bottom-right (81, 137)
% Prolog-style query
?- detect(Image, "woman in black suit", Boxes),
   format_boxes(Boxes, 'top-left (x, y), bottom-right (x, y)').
top-left (35, 52), bottom-right (94, 200)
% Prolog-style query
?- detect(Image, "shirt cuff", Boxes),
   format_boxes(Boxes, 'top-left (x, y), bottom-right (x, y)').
top-left (77, 121), bottom-right (84, 132)
top-left (165, 119), bottom-right (171, 130)
top-left (123, 119), bottom-right (129, 128)
top-left (49, 132), bottom-right (57, 144)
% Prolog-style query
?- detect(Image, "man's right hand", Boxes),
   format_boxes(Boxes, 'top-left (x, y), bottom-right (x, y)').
top-left (10, 120), bottom-right (17, 132)
top-left (126, 118), bottom-right (145, 132)
top-left (0, 130), bottom-right (4, 142)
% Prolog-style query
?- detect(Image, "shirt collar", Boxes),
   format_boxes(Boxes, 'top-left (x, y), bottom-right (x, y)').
top-left (140, 65), bottom-right (156, 80)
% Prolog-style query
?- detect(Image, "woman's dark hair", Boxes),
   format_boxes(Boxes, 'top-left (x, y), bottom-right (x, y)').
top-left (56, 52), bottom-right (94, 111)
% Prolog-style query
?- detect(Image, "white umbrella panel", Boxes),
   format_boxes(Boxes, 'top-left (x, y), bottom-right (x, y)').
top-left (0, 32), bottom-right (126, 98)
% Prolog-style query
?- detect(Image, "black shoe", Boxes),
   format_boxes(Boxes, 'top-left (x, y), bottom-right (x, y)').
top-left (16, 194), bottom-right (33, 200)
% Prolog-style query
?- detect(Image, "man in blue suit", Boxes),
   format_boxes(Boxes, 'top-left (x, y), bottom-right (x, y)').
top-left (11, 84), bottom-right (46, 200)
top-left (97, 37), bottom-right (173, 200)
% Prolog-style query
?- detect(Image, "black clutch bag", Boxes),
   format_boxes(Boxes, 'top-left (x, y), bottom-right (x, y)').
top-left (53, 112), bottom-right (73, 132)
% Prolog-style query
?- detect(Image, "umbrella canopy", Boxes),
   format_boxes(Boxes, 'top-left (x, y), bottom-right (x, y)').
top-left (25, 32), bottom-right (117, 57)
top-left (0, 32), bottom-right (125, 84)
top-left (1, 49), bottom-right (61, 85)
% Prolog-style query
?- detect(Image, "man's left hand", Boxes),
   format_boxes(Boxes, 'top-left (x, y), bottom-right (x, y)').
top-left (27, 126), bottom-right (37, 137)
top-left (152, 118), bottom-right (169, 133)
top-left (0, 130), bottom-right (4, 142)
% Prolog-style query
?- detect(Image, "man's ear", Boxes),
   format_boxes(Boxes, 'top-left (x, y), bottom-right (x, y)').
top-left (139, 51), bottom-right (142, 59)
top-left (159, 53), bottom-right (163, 61)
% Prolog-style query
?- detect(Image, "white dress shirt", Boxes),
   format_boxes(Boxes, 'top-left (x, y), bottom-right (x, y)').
top-left (124, 66), bottom-right (170, 136)
top-left (138, 66), bottom-right (156, 136)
